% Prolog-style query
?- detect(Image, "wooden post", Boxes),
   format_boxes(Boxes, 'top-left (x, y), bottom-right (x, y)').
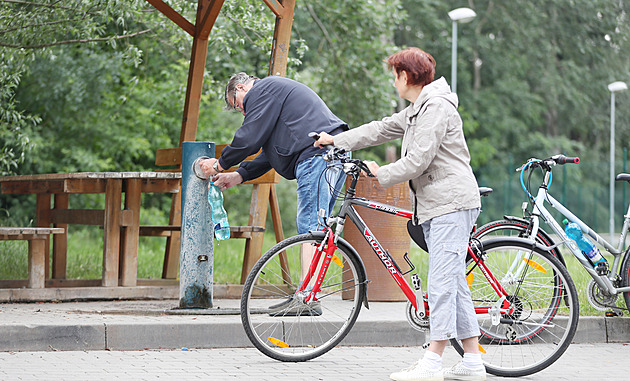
top-left (267, 0), bottom-right (296, 77)
top-left (240, 183), bottom-right (272, 284)
top-left (180, 0), bottom-right (224, 143)
top-left (35, 194), bottom-right (51, 278)
top-left (28, 239), bottom-right (46, 289)
top-left (162, 191), bottom-right (181, 279)
top-left (120, 178), bottom-right (141, 286)
top-left (102, 179), bottom-right (122, 287)
top-left (52, 193), bottom-right (68, 279)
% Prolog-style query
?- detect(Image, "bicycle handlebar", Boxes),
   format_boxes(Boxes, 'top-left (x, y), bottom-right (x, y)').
top-left (308, 132), bottom-right (374, 177)
top-left (554, 155), bottom-right (580, 165)
top-left (517, 154), bottom-right (580, 172)
top-left (308, 132), bottom-right (334, 151)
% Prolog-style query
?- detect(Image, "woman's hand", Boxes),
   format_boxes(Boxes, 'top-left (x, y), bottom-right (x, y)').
top-left (313, 131), bottom-right (335, 148)
top-left (364, 161), bottom-right (380, 177)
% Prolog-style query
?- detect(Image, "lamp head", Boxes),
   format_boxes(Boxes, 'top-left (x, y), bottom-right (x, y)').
top-left (448, 7), bottom-right (477, 23)
top-left (608, 81), bottom-right (628, 93)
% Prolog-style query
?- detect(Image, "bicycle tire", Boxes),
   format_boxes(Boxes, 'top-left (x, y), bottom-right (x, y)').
top-left (451, 237), bottom-right (579, 377)
top-left (619, 246), bottom-right (630, 312)
top-left (240, 232), bottom-right (367, 362)
top-left (474, 218), bottom-right (564, 265)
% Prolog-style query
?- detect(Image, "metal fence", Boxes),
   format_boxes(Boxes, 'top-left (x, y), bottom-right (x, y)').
top-left (476, 151), bottom-right (629, 234)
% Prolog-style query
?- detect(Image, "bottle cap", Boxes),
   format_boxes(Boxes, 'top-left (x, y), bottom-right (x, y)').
top-left (562, 219), bottom-right (569, 226)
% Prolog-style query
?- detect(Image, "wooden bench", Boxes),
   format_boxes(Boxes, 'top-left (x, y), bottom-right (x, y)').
top-left (0, 227), bottom-right (64, 288)
top-left (143, 144), bottom-right (285, 283)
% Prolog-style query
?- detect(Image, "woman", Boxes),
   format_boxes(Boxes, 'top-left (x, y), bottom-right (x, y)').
top-left (315, 47), bottom-right (485, 381)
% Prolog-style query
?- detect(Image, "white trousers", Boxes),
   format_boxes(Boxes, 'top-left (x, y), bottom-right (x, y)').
top-left (421, 208), bottom-right (481, 341)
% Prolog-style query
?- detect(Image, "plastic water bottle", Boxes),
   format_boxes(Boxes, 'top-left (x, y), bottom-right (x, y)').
top-left (563, 219), bottom-right (606, 266)
top-left (208, 182), bottom-right (230, 241)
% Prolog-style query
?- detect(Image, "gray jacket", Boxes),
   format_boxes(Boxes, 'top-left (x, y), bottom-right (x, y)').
top-left (334, 77), bottom-right (480, 224)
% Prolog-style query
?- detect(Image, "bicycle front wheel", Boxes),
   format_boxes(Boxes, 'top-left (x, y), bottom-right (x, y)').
top-left (452, 238), bottom-right (579, 377)
top-left (240, 232), bottom-right (366, 362)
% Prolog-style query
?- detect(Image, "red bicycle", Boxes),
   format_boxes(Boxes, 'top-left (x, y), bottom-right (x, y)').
top-left (240, 144), bottom-right (578, 377)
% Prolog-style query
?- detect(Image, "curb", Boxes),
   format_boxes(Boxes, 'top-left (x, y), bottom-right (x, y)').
top-left (1, 315), bottom-right (628, 352)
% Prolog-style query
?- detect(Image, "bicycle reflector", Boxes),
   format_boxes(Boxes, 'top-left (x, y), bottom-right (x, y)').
top-left (268, 337), bottom-right (289, 348)
top-left (523, 258), bottom-right (547, 273)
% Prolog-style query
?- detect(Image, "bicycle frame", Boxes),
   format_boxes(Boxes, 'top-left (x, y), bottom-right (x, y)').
top-left (528, 170), bottom-right (630, 295)
top-left (298, 181), bottom-right (512, 317)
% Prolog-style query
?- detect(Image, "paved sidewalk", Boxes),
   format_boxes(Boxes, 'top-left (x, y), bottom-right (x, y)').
top-left (0, 344), bottom-right (628, 380)
top-left (1, 299), bottom-right (630, 352)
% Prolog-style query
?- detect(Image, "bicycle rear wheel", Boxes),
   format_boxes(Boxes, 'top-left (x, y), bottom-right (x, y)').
top-left (452, 238), bottom-right (579, 377)
top-left (619, 247), bottom-right (630, 312)
top-left (240, 232), bottom-right (366, 362)
top-left (473, 218), bottom-right (563, 263)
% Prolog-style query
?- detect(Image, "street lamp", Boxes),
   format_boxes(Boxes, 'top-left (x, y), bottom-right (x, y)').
top-left (448, 7), bottom-right (476, 94)
top-left (608, 81), bottom-right (627, 242)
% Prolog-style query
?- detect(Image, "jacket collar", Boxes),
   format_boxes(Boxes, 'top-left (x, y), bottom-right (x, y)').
top-left (405, 77), bottom-right (457, 119)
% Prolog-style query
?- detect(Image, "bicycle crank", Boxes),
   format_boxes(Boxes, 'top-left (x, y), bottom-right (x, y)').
top-left (587, 279), bottom-right (618, 311)
top-left (405, 301), bottom-right (430, 331)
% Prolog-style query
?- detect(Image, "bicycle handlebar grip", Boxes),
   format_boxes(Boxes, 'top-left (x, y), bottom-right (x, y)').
top-left (557, 155), bottom-right (580, 165)
top-left (308, 131), bottom-right (335, 151)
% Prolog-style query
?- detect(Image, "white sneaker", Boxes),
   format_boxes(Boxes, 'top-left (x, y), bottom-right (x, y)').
top-left (443, 362), bottom-right (486, 381)
top-left (389, 360), bottom-right (444, 381)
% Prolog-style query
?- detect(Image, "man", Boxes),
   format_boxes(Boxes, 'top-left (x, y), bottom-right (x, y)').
top-left (200, 73), bottom-right (348, 315)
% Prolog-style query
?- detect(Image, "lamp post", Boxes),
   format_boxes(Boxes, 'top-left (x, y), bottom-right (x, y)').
top-left (608, 81), bottom-right (627, 242)
top-left (448, 7), bottom-right (476, 94)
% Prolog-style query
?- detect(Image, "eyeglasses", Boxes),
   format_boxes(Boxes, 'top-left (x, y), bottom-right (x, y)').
top-left (232, 89), bottom-right (243, 112)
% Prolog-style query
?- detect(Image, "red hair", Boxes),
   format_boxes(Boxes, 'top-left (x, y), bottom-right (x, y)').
top-left (386, 47), bottom-right (436, 87)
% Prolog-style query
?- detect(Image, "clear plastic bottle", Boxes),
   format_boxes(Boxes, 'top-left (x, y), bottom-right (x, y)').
top-left (208, 182), bottom-right (230, 241)
top-left (563, 219), bottom-right (606, 266)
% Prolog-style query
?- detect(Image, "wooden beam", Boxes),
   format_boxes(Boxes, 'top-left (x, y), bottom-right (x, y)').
top-left (268, 0), bottom-right (295, 76)
top-left (145, 0), bottom-right (195, 36)
top-left (198, 0), bottom-right (225, 39)
top-left (262, 0), bottom-right (285, 18)
top-left (179, 0), bottom-right (212, 144)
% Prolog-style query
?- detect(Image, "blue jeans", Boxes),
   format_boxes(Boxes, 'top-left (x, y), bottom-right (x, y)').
top-left (295, 155), bottom-right (346, 234)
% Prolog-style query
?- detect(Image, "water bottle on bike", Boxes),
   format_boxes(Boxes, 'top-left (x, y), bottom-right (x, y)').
top-left (208, 181), bottom-right (231, 241)
top-left (563, 219), bottom-right (607, 269)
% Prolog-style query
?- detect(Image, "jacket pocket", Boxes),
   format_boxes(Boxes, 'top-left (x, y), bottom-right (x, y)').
top-left (274, 145), bottom-right (293, 157)
top-left (418, 167), bottom-right (447, 187)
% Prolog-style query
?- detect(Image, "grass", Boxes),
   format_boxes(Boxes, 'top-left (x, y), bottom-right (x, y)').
top-left (0, 226), bottom-right (289, 283)
top-left (0, 227), bottom-right (627, 317)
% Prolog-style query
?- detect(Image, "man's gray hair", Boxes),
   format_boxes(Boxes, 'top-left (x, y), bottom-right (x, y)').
top-left (224, 72), bottom-right (258, 110)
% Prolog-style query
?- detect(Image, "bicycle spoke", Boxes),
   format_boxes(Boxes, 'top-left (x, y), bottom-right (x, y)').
top-left (241, 233), bottom-right (365, 362)
top-left (453, 238), bottom-right (578, 377)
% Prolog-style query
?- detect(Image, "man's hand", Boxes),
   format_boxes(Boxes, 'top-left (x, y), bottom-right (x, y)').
top-left (313, 131), bottom-right (335, 148)
top-left (212, 172), bottom-right (243, 191)
top-left (199, 158), bottom-right (221, 177)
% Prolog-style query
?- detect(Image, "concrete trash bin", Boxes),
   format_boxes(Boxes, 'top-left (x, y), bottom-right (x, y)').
top-left (342, 176), bottom-right (411, 301)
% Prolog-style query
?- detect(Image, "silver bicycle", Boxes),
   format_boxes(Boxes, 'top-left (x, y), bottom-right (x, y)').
top-left (474, 154), bottom-right (630, 315)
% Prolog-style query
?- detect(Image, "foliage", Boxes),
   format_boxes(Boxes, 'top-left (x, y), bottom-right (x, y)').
top-left (0, 62), bottom-right (38, 176)
top-left (1, 0), bottom-right (630, 235)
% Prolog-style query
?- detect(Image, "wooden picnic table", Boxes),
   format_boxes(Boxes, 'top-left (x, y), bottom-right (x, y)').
top-left (0, 172), bottom-right (181, 288)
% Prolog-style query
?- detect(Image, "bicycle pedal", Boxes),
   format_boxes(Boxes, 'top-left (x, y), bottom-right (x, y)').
top-left (605, 309), bottom-right (623, 317)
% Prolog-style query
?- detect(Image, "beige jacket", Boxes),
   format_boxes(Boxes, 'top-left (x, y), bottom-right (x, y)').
top-left (334, 77), bottom-right (480, 224)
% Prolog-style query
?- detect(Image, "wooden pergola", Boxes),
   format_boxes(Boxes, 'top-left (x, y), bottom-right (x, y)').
top-left (145, 0), bottom-right (296, 281)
